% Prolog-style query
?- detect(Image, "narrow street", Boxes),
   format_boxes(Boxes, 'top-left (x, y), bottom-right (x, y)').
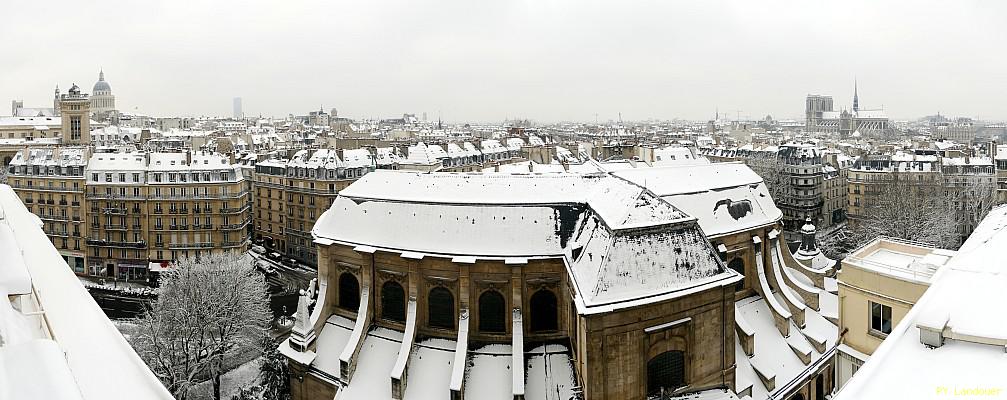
top-left (86, 250), bottom-right (317, 326)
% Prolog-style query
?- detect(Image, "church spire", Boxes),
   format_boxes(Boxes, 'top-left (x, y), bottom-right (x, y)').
top-left (853, 78), bottom-right (859, 112)
top-left (99, 69), bottom-right (105, 81)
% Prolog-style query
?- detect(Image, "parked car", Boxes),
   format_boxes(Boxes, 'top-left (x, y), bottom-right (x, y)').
top-left (256, 260), bottom-right (276, 276)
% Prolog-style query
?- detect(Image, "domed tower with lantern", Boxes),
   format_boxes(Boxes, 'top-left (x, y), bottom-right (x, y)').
top-left (90, 70), bottom-right (116, 121)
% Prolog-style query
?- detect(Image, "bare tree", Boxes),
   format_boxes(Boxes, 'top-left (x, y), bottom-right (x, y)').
top-left (130, 252), bottom-right (271, 400)
top-left (849, 173), bottom-right (959, 248)
top-left (944, 173), bottom-right (998, 246)
top-left (741, 149), bottom-right (790, 202)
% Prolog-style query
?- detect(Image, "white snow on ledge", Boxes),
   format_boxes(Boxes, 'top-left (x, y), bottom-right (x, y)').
top-left (0, 185), bottom-right (174, 399)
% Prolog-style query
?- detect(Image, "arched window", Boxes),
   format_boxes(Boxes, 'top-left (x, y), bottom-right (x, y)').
top-left (728, 258), bottom-right (745, 291)
top-left (647, 351), bottom-right (685, 396)
top-left (381, 280), bottom-right (406, 323)
top-left (478, 290), bottom-right (506, 333)
top-left (338, 272), bottom-right (360, 311)
top-left (428, 287), bottom-right (454, 330)
top-left (529, 289), bottom-right (558, 332)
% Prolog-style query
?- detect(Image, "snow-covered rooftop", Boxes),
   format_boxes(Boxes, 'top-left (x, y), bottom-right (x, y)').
top-left (613, 163), bottom-right (783, 238)
top-left (8, 146), bottom-right (89, 168)
top-left (843, 238), bottom-right (955, 284)
top-left (313, 170), bottom-right (738, 311)
top-left (0, 116), bottom-right (61, 127)
top-left (837, 205), bottom-right (1007, 399)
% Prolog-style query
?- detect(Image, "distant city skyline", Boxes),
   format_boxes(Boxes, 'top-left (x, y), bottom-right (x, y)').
top-left (4, 0), bottom-right (1007, 122)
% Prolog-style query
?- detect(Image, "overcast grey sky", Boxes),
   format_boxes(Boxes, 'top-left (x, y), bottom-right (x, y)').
top-left (3, 0), bottom-right (1006, 122)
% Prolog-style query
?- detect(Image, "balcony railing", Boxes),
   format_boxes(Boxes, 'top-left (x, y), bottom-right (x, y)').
top-left (104, 224), bottom-right (127, 230)
top-left (86, 239), bottom-right (146, 249)
top-left (220, 219), bottom-right (250, 230)
top-left (9, 184), bottom-right (84, 193)
top-left (104, 208), bottom-right (128, 215)
top-left (148, 190), bottom-right (250, 201)
top-left (220, 204), bottom-right (251, 214)
top-left (85, 193), bottom-right (145, 200)
top-left (222, 239), bottom-right (249, 248)
top-left (40, 214), bottom-right (70, 222)
top-left (167, 242), bottom-right (214, 249)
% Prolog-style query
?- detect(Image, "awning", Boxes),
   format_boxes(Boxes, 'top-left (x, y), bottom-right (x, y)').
top-left (148, 261), bottom-right (172, 272)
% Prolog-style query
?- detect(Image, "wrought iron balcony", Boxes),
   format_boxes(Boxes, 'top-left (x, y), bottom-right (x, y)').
top-left (86, 239), bottom-right (146, 249)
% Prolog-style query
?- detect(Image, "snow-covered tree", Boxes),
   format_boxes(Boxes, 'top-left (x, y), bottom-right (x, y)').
top-left (130, 252), bottom-right (270, 400)
top-left (850, 173), bottom-right (958, 248)
top-left (258, 333), bottom-right (291, 400)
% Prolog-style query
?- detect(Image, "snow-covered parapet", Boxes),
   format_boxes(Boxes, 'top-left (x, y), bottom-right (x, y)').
top-left (769, 232), bottom-right (807, 328)
top-left (511, 308), bottom-right (525, 399)
top-left (752, 235), bottom-right (792, 336)
top-left (339, 286), bottom-right (371, 381)
top-left (390, 298), bottom-right (417, 399)
top-left (448, 309), bottom-right (469, 398)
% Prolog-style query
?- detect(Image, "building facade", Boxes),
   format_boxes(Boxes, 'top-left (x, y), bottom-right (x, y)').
top-left (253, 149), bottom-right (372, 267)
top-left (85, 151), bottom-right (252, 280)
top-left (847, 152), bottom-right (996, 247)
top-left (9, 149), bottom-right (251, 281)
top-left (6, 147), bottom-right (90, 272)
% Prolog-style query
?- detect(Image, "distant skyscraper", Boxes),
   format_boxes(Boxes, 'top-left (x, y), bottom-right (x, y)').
top-left (233, 97), bottom-right (243, 120)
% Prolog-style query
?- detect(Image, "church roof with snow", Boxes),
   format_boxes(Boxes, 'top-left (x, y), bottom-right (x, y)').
top-left (613, 163), bottom-right (783, 238)
top-left (312, 170), bottom-right (738, 313)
